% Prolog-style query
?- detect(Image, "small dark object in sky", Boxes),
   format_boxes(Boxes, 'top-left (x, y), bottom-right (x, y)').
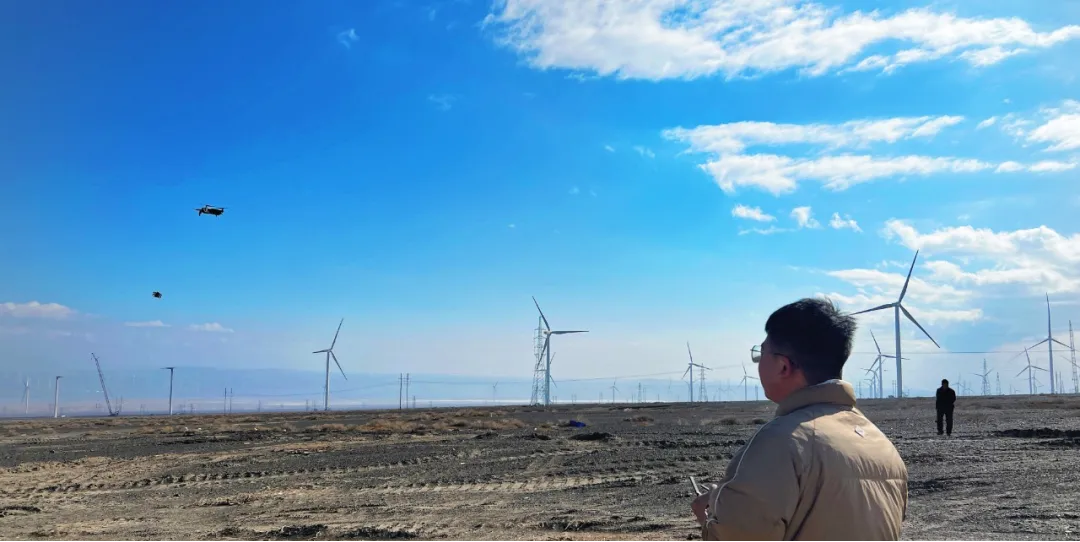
top-left (152, 291), bottom-right (162, 299)
top-left (195, 204), bottom-right (225, 216)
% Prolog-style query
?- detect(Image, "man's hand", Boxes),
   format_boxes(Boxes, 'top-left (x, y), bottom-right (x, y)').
top-left (691, 484), bottom-right (716, 525)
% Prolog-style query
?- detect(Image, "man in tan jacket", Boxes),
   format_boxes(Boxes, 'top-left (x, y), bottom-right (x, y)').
top-left (692, 298), bottom-right (908, 540)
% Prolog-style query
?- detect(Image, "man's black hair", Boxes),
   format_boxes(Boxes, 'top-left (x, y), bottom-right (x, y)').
top-left (941, 379), bottom-right (949, 386)
top-left (765, 297), bottom-right (857, 385)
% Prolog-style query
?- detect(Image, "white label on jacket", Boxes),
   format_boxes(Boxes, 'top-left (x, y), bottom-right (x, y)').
top-left (854, 425), bottom-right (866, 438)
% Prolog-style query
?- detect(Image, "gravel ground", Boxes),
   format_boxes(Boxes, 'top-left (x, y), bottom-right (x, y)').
top-left (1, 395), bottom-right (1079, 540)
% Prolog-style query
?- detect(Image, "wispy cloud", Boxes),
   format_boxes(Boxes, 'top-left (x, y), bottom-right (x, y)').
top-left (633, 146), bottom-right (655, 159)
top-left (731, 204), bottom-right (774, 222)
top-left (189, 322), bottom-right (234, 333)
top-left (337, 28), bottom-right (359, 49)
top-left (828, 213), bottom-right (861, 232)
top-left (569, 186), bottom-right (581, 195)
top-left (0, 301), bottom-right (76, 319)
top-left (483, 0), bottom-right (1080, 81)
top-left (125, 320), bottom-right (170, 328)
top-left (790, 206), bottom-right (820, 229)
top-left (427, 94), bottom-right (457, 111)
top-left (508, 223), bottom-right (516, 229)
top-left (739, 226), bottom-right (789, 236)
top-left (604, 144), bottom-right (615, 153)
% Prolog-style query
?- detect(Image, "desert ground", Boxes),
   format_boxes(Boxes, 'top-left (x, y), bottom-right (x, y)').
top-left (1, 395), bottom-right (1079, 540)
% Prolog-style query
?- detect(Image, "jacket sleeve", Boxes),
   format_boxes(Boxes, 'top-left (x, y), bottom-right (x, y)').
top-left (702, 426), bottom-right (801, 541)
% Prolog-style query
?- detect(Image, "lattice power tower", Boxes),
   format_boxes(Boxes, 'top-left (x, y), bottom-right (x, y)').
top-left (530, 316), bottom-right (546, 405)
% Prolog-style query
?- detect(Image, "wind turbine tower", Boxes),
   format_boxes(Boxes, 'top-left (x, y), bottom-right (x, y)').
top-left (533, 297), bottom-right (588, 406)
top-left (851, 251), bottom-right (940, 397)
top-left (1070, 320), bottom-right (1078, 394)
top-left (22, 378), bottom-right (29, 415)
top-left (162, 367), bottom-right (175, 415)
top-left (1029, 294), bottom-right (1069, 394)
top-left (1017, 347), bottom-right (1046, 395)
top-left (683, 342), bottom-right (710, 402)
top-left (738, 365), bottom-right (759, 401)
top-left (976, 359), bottom-right (991, 396)
top-left (313, 318), bottom-right (348, 411)
top-left (53, 376), bottom-right (62, 418)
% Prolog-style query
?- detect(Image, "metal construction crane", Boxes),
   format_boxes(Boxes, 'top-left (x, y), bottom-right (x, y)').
top-left (92, 353), bottom-right (121, 416)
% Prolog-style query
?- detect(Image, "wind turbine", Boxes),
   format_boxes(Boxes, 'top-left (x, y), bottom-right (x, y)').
top-left (1028, 294), bottom-right (1069, 394)
top-left (1017, 347), bottom-right (1047, 395)
top-left (162, 367), bottom-right (175, 415)
top-left (851, 250), bottom-right (939, 397)
top-left (683, 342), bottom-right (711, 402)
top-left (738, 365), bottom-right (758, 402)
top-left (533, 297), bottom-right (588, 406)
top-left (22, 377), bottom-right (29, 415)
top-left (313, 318), bottom-right (348, 411)
top-left (862, 367), bottom-right (878, 399)
top-left (974, 359), bottom-right (992, 396)
top-left (492, 382), bottom-right (498, 404)
top-left (610, 380), bottom-right (619, 404)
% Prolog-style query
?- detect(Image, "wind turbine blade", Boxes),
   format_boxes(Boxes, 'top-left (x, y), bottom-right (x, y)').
top-left (313, 349), bottom-right (329, 354)
top-left (330, 318), bottom-right (344, 350)
top-left (331, 351), bottom-right (347, 380)
top-left (532, 296), bottom-right (550, 331)
top-left (870, 329), bottom-right (882, 354)
top-left (1024, 347), bottom-right (1032, 364)
top-left (899, 250), bottom-right (919, 303)
top-left (539, 335), bottom-right (551, 360)
top-left (1033, 366), bottom-right (1048, 372)
top-left (687, 342), bottom-right (694, 365)
top-left (551, 330), bottom-right (588, 335)
top-left (1052, 338), bottom-right (1071, 348)
top-left (900, 305), bottom-right (939, 348)
top-left (851, 303), bottom-right (894, 316)
top-left (1031, 338), bottom-right (1049, 348)
top-left (682, 367), bottom-right (691, 379)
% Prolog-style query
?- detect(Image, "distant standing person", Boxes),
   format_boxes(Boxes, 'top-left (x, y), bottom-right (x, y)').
top-left (935, 379), bottom-right (956, 436)
top-left (691, 298), bottom-right (908, 540)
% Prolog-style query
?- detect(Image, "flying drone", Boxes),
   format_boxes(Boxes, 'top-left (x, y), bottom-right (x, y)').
top-left (195, 204), bottom-right (225, 217)
top-left (152, 291), bottom-right (162, 299)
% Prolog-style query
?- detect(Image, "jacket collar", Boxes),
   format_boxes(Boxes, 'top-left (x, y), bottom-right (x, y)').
top-left (775, 379), bottom-right (857, 417)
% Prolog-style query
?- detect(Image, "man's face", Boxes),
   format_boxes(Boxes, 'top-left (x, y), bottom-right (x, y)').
top-left (758, 336), bottom-right (790, 402)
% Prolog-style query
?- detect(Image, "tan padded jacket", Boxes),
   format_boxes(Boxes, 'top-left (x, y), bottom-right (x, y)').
top-left (702, 380), bottom-right (908, 540)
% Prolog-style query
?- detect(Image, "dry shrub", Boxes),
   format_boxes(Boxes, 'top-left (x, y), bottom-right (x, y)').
top-left (356, 416), bottom-right (524, 434)
top-left (750, 418), bottom-right (767, 425)
top-left (701, 417), bottom-right (740, 426)
top-left (624, 415), bottom-right (654, 424)
top-left (306, 423), bottom-right (350, 433)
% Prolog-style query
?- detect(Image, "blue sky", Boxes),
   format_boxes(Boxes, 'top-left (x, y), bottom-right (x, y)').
top-left (3, 0), bottom-right (1080, 406)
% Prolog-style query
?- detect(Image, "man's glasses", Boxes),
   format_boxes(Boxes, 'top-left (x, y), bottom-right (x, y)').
top-left (751, 345), bottom-right (761, 364)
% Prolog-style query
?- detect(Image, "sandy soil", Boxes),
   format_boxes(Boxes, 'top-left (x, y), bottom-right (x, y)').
top-left (1, 395), bottom-right (1079, 540)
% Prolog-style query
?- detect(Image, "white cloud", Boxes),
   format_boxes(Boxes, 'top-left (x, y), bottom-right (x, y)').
top-left (995, 161), bottom-right (1024, 173)
top-left (604, 144), bottom-right (615, 152)
top-left (427, 94), bottom-right (456, 111)
top-left (739, 226), bottom-right (789, 236)
top-left (483, 0), bottom-right (1080, 81)
top-left (697, 153), bottom-right (992, 195)
top-left (337, 28), bottom-right (359, 48)
top-left (790, 206), bottom-right (820, 229)
top-left (882, 219), bottom-right (1080, 294)
top-left (731, 204), bottom-right (775, 222)
top-left (1026, 100), bottom-right (1080, 152)
top-left (508, 223), bottom-right (516, 229)
top-left (976, 116), bottom-right (998, 130)
top-left (569, 185), bottom-right (581, 195)
top-left (1028, 160), bottom-right (1078, 172)
top-left (189, 323), bottom-right (235, 333)
top-left (663, 116), bottom-right (964, 155)
top-left (829, 213), bottom-right (861, 232)
top-left (0, 301), bottom-right (75, 319)
top-left (634, 146), bottom-right (656, 159)
top-left (124, 320), bottom-right (170, 328)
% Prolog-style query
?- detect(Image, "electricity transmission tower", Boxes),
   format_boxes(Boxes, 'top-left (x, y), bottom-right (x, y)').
top-left (530, 316), bottom-right (545, 405)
